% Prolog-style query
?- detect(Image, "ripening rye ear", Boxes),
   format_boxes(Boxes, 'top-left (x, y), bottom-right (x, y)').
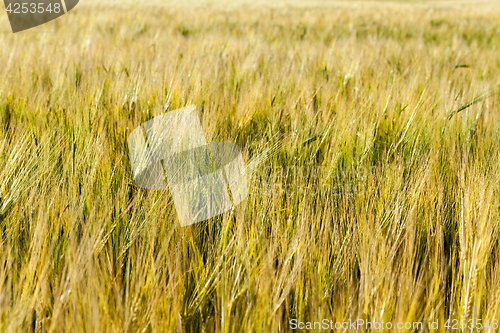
top-left (3, 0), bottom-right (79, 33)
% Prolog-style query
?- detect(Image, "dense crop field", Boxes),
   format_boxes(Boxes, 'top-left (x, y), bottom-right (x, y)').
top-left (1, 0), bottom-right (500, 331)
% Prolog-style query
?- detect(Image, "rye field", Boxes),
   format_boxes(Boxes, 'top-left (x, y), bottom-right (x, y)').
top-left (1, 0), bottom-right (500, 331)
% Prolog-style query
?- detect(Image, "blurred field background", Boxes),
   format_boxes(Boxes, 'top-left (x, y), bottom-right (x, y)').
top-left (1, 0), bottom-right (500, 331)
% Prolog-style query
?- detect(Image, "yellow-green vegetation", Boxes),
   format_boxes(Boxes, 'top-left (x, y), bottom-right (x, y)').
top-left (1, 0), bottom-right (500, 331)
